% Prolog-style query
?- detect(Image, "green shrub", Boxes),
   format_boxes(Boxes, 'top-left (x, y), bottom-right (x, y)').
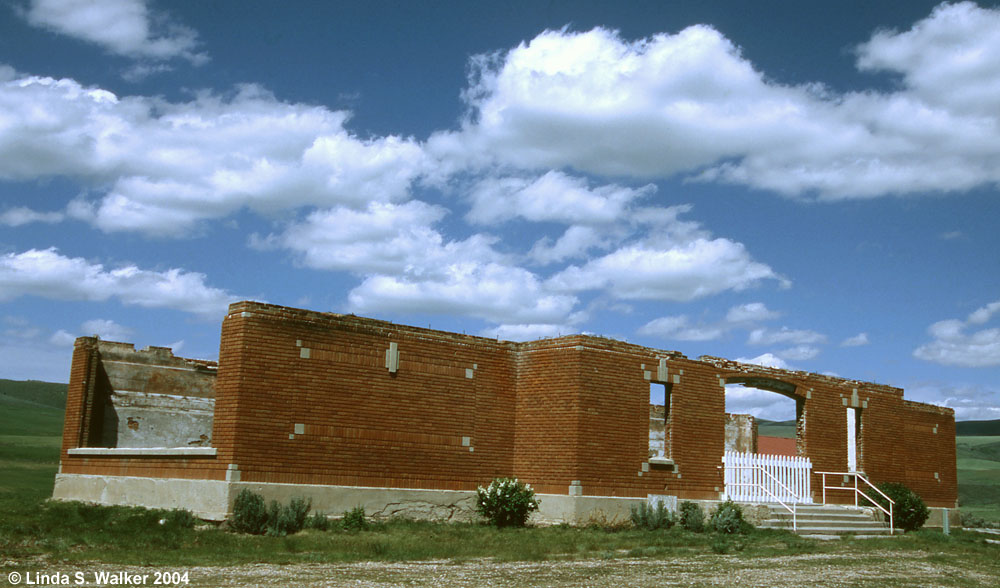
top-left (679, 501), bottom-right (704, 532)
top-left (873, 482), bottom-right (929, 532)
top-left (230, 489), bottom-right (269, 534)
top-left (342, 506), bottom-right (369, 531)
top-left (266, 496), bottom-right (312, 537)
top-left (630, 501), bottom-right (674, 530)
top-left (305, 511), bottom-right (332, 531)
top-left (710, 499), bottom-right (751, 534)
top-left (229, 490), bottom-right (311, 536)
top-left (475, 478), bottom-right (539, 528)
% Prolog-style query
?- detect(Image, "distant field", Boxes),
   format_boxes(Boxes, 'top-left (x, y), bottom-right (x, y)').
top-left (0, 380), bottom-right (64, 499)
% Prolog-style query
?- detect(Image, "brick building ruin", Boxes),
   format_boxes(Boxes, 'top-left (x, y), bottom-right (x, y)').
top-left (54, 301), bottom-right (958, 524)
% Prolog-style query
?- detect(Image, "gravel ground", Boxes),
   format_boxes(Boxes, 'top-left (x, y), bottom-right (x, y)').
top-left (8, 551), bottom-right (997, 588)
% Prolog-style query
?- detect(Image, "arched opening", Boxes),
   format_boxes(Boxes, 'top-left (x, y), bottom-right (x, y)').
top-left (723, 377), bottom-right (804, 457)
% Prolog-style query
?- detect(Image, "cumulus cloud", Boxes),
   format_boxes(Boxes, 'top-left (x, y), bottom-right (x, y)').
top-left (0, 206), bottom-right (65, 226)
top-left (347, 263), bottom-right (578, 326)
top-left (914, 299), bottom-right (1000, 367)
top-left (841, 332), bottom-right (870, 347)
top-left (637, 315), bottom-right (724, 341)
top-left (0, 248), bottom-right (237, 317)
top-left (49, 329), bottom-right (76, 346)
top-left (22, 0), bottom-right (206, 63)
top-left (724, 384), bottom-right (799, 421)
top-left (80, 318), bottom-right (132, 341)
top-left (639, 302), bottom-right (786, 343)
top-left (480, 323), bottom-right (575, 342)
top-left (466, 171), bottom-right (652, 225)
top-left (748, 327), bottom-right (826, 346)
top-left (0, 77), bottom-right (428, 235)
top-left (733, 353), bottom-right (792, 370)
top-left (548, 236), bottom-right (779, 301)
top-left (907, 381), bottom-right (1000, 421)
top-left (256, 201), bottom-right (456, 274)
top-left (726, 302), bottom-right (780, 324)
top-left (436, 3), bottom-right (1000, 199)
top-left (776, 345), bottom-right (820, 361)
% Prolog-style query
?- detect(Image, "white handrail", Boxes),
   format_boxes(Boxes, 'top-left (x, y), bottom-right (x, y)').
top-left (816, 471), bottom-right (895, 534)
top-left (726, 464), bottom-right (798, 531)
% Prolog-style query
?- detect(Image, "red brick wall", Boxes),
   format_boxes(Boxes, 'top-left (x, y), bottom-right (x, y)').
top-left (513, 338), bottom-right (583, 494)
top-left (58, 302), bottom-right (956, 508)
top-left (218, 302), bottom-right (517, 490)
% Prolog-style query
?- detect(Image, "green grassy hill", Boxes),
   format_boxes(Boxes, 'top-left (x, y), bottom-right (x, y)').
top-left (0, 380), bottom-right (65, 498)
top-left (956, 420), bottom-right (1000, 436)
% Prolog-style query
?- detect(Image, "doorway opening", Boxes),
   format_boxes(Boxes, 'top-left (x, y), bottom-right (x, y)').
top-left (723, 377), bottom-right (804, 456)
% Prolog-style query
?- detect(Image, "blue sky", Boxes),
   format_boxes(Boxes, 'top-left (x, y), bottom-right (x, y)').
top-left (1, 0), bottom-right (998, 421)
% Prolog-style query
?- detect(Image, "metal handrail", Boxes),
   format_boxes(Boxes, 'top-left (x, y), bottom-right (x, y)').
top-left (727, 464), bottom-right (799, 531)
top-left (816, 471), bottom-right (895, 534)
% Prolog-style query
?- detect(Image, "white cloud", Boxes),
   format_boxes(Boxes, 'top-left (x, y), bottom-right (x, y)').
top-left (23, 0), bottom-right (206, 63)
top-left (0, 206), bottom-right (65, 226)
top-left (841, 332), bottom-right (870, 347)
top-left (776, 345), bottom-right (820, 361)
top-left (480, 323), bottom-right (574, 342)
top-left (0, 248), bottom-right (237, 318)
top-left (257, 201), bottom-right (457, 274)
top-left (548, 237), bottom-right (779, 301)
top-left (906, 381), bottom-right (1000, 421)
top-left (914, 311), bottom-right (1000, 368)
top-left (348, 263), bottom-right (578, 326)
top-left (637, 315), bottom-right (724, 341)
top-left (856, 1), bottom-right (1000, 116)
top-left (49, 329), bottom-right (76, 346)
top-left (466, 171), bottom-right (651, 225)
top-left (0, 77), bottom-right (428, 235)
top-left (968, 300), bottom-right (1000, 325)
top-left (734, 353), bottom-right (792, 370)
top-left (529, 225), bottom-right (608, 265)
top-left (748, 327), bottom-right (826, 346)
top-left (437, 4), bottom-right (1000, 199)
top-left (80, 318), bottom-right (132, 341)
top-left (725, 302), bottom-right (780, 324)
top-left (724, 384), bottom-right (798, 421)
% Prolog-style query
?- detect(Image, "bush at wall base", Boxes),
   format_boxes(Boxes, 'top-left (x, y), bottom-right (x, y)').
top-left (679, 501), bottom-right (705, 532)
top-left (873, 482), bottom-right (930, 532)
top-left (230, 489), bottom-right (312, 536)
top-left (630, 501), bottom-right (674, 530)
top-left (475, 478), bottom-right (539, 527)
top-left (709, 499), bottom-right (752, 534)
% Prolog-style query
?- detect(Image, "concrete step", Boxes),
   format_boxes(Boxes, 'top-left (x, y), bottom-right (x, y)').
top-left (751, 503), bottom-right (896, 536)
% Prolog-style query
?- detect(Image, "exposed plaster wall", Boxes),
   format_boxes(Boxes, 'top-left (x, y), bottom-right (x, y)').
top-left (87, 340), bottom-right (216, 448)
top-left (725, 414), bottom-right (757, 453)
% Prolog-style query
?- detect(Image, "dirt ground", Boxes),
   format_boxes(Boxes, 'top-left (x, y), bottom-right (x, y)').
top-left (10, 550), bottom-right (997, 588)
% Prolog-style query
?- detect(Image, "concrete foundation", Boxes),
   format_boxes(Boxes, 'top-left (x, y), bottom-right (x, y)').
top-left (52, 474), bottom-right (229, 520)
top-left (52, 474), bottom-right (654, 524)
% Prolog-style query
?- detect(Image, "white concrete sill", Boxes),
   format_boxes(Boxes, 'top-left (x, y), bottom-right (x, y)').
top-left (648, 457), bottom-right (675, 466)
top-left (68, 447), bottom-right (217, 457)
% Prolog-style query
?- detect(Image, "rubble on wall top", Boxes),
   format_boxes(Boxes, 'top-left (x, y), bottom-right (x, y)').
top-left (699, 355), bottom-right (903, 395)
top-left (81, 337), bottom-right (217, 371)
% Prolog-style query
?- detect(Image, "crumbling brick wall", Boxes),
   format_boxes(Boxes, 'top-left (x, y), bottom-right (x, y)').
top-left (59, 301), bottom-right (957, 509)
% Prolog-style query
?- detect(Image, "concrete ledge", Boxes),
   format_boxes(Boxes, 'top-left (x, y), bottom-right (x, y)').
top-left (52, 474), bottom-right (229, 520)
top-left (68, 447), bottom-right (217, 457)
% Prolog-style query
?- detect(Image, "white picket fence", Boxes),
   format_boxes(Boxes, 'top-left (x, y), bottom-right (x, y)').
top-left (722, 451), bottom-right (812, 504)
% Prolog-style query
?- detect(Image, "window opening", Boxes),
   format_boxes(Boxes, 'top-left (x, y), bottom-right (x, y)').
top-left (649, 382), bottom-right (672, 460)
